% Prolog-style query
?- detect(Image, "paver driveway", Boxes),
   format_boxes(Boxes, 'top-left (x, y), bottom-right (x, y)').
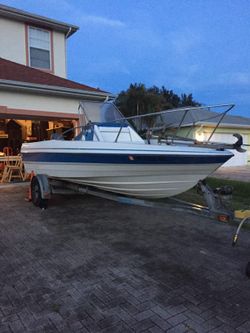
top-left (212, 166), bottom-right (250, 182)
top-left (0, 185), bottom-right (250, 333)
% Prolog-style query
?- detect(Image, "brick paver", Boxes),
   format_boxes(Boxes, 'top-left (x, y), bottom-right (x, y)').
top-left (0, 185), bottom-right (250, 332)
top-left (212, 165), bottom-right (250, 182)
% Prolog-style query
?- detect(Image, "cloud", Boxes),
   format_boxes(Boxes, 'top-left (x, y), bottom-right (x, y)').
top-left (169, 28), bottom-right (202, 55)
top-left (158, 63), bottom-right (201, 91)
top-left (169, 70), bottom-right (250, 93)
top-left (24, 0), bottom-right (126, 29)
top-left (79, 14), bottom-right (125, 28)
top-left (218, 72), bottom-right (250, 86)
top-left (82, 57), bottom-right (131, 76)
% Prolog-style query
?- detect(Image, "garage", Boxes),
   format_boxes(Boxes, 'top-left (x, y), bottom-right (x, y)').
top-left (205, 132), bottom-right (248, 167)
top-left (176, 107), bottom-right (250, 168)
top-left (0, 58), bottom-right (110, 154)
top-left (0, 2), bottom-right (111, 155)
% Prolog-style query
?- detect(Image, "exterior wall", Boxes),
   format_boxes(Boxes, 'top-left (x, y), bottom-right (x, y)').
top-left (0, 90), bottom-right (80, 115)
top-left (0, 17), bottom-right (26, 65)
top-left (202, 126), bottom-right (250, 165)
top-left (0, 90), bottom-right (106, 124)
top-left (53, 31), bottom-right (67, 78)
top-left (175, 125), bottom-right (250, 165)
top-left (0, 17), bottom-right (67, 77)
top-left (176, 127), bottom-right (195, 139)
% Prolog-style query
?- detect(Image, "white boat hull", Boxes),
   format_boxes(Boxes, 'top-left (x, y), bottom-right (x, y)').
top-left (22, 141), bottom-right (233, 198)
top-left (24, 161), bottom-right (222, 198)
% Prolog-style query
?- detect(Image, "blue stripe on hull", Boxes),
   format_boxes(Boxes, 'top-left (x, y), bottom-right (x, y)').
top-left (22, 152), bottom-right (232, 165)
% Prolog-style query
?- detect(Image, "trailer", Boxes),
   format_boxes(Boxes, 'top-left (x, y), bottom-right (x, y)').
top-left (29, 173), bottom-right (234, 221)
top-left (29, 173), bottom-right (250, 276)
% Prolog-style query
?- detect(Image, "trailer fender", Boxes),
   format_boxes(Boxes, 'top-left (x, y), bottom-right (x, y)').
top-left (31, 174), bottom-right (51, 209)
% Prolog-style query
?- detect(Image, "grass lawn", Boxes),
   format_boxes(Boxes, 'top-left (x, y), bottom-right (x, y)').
top-left (175, 177), bottom-right (250, 211)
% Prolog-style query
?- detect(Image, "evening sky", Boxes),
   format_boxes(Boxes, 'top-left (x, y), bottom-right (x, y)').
top-left (2, 0), bottom-right (250, 116)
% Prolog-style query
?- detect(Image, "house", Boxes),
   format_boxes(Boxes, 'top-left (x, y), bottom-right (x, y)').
top-left (160, 107), bottom-right (250, 167)
top-left (0, 3), bottom-right (79, 77)
top-left (0, 4), bottom-right (111, 153)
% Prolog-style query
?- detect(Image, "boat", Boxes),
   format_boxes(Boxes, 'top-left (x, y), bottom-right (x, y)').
top-left (21, 102), bottom-right (238, 199)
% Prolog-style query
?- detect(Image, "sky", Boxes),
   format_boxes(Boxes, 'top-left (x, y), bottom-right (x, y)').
top-left (2, 0), bottom-right (250, 117)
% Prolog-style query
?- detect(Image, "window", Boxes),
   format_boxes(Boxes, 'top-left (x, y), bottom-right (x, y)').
top-left (28, 26), bottom-right (51, 70)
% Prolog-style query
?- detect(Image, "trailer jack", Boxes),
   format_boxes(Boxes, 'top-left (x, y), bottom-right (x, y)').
top-left (197, 180), bottom-right (234, 222)
top-left (232, 211), bottom-right (250, 278)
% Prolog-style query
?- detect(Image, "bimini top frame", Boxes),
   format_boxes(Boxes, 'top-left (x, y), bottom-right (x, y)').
top-left (74, 102), bottom-right (245, 152)
top-left (112, 103), bottom-right (235, 143)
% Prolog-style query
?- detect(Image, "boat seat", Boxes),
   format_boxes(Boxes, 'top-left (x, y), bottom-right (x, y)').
top-left (51, 132), bottom-right (64, 140)
top-left (85, 129), bottom-right (94, 141)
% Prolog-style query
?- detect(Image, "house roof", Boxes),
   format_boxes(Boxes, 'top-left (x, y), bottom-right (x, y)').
top-left (159, 107), bottom-right (250, 129)
top-left (0, 58), bottom-right (108, 97)
top-left (0, 4), bottom-right (79, 38)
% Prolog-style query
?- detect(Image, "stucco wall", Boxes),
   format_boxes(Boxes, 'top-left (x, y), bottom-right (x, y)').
top-left (202, 127), bottom-right (250, 164)
top-left (53, 31), bottom-right (67, 78)
top-left (0, 90), bottom-right (107, 127)
top-left (0, 90), bottom-right (79, 114)
top-left (0, 17), bottom-right (26, 65)
top-left (0, 17), bottom-right (67, 77)
top-left (174, 126), bottom-right (250, 164)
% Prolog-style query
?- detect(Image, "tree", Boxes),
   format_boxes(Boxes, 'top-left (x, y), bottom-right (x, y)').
top-left (116, 83), bottom-right (200, 118)
top-left (117, 83), bottom-right (146, 117)
top-left (180, 93), bottom-right (199, 107)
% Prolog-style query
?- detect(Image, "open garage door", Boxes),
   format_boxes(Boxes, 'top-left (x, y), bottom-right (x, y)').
top-left (0, 105), bottom-right (80, 151)
top-left (0, 105), bottom-right (79, 121)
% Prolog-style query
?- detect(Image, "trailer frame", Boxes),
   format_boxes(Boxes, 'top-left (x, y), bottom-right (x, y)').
top-left (29, 174), bottom-right (234, 223)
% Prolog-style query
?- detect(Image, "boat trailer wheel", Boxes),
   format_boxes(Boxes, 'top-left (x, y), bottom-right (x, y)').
top-left (31, 176), bottom-right (48, 209)
top-left (246, 262), bottom-right (250, 278)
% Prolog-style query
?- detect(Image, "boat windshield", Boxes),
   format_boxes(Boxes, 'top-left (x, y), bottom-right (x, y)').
top-left (79, 101), bottom-right (127, 124)
top-left (100, 102), bottom-right (125, 123)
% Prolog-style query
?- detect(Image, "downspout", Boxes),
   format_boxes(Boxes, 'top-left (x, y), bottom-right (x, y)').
top-left (64, 27), bottom-right (72, 78)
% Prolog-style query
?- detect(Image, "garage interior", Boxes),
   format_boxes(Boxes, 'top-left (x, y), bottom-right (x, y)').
top-left (0, 115), bottom-right (78, 155)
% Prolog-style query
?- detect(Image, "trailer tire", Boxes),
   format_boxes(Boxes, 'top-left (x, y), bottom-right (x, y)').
top-left (246, 262), bottom-right (250, 278)
top-left (31, 176), bottom-right (48, 209)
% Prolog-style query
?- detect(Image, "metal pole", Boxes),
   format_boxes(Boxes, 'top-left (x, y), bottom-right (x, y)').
top-left (206, 104), bottom-right (235, 142)
top-left (173, 109), bottom-right (189, 142)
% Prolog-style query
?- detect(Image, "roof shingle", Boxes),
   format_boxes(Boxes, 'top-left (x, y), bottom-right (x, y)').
top-left (0, 58), bottom-right (106, 93)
